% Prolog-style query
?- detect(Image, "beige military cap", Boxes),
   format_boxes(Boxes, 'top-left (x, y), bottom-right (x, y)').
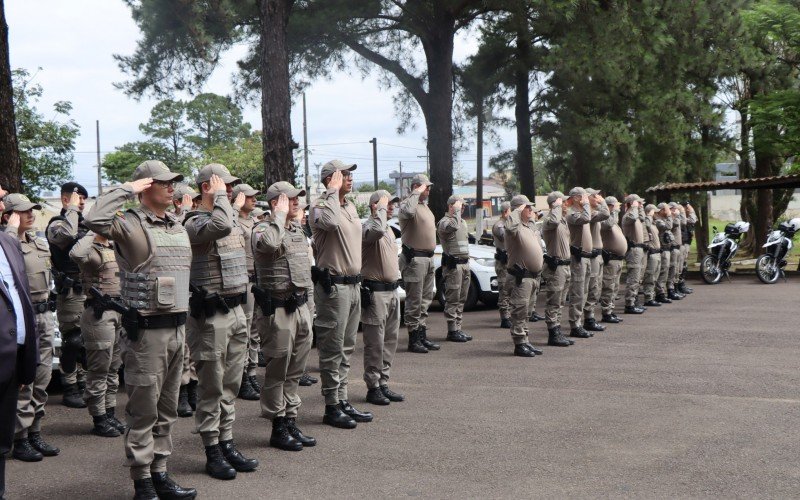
top-left (410, 173), bottom-right (433, 187)
top-left (320, 160), bottom-right (357, 181)
top-left (133, 160), bottom-right (184, 182)
top-left (2, 193), bottom-right (42, 213)
top-left (510, 194), bottom-right (535, 209)
top-left (265, 181), bottom-right (306, 201)
top-left (369, 190), bottom-right (400, 205)
top-left (232, 183), bottom-right (261, 198)
top-left (196, 163), bottom-right (240, 185)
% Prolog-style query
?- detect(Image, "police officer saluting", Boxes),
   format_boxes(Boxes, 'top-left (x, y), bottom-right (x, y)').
top-left (184, 163), bottom-right (257, 480)
top-left (69, 229), bottom-right (126, 438)
top-left (85, 160), bottom-right (196, 499)
top-left (583, 189), bottom-right (610, 332)
top-left (361, 190), bottom-right (405, 405)
top-left (46, 181), bottom-right (89, 409)
top-left (398, 174), bottom-right (440, 353)
top-left (504, 195), bottom-right (544, 357)
top-left (2, 195), bottom-right (60, 461)
top-left (311, 160), bottom-right (373, 428)
top-left (252, 182), bottom-right (316, 450)
top-left (599, 196), bottom-right (626, 324)
top-left (622, 194), bottom-right (646, 314)
top-left (654, 203), bottom-right (674, 304)
top-left (492, 202), bottom-right (512, 329)
top-left (437, 195), bottom-right (473, 343)
top-left (541, 192), bottom-right (574, 347)
top-left (565, 187), bottom-right (594, 339)
top-left (641, 204), bottom-right (663, 308)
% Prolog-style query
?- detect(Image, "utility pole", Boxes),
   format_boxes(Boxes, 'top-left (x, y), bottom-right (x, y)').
top-left (302, 93), bottom-right (310, 205)
top-left (476, 100), bottom-right (484, 212)
top-left (417, 153), bottom-right (430, 177)
top-left (398, 161), bottom-right (403, 197)
top-left (369, 137), bottom-right (378, 190)
top-left (96, 120), bottom-right (102, 195)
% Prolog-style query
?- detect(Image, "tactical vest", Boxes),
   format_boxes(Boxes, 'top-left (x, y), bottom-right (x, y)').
top-left (21, 233), bottom-right (52, 302)
top-left (682, 224), bottom-right (691, 245)
top-left (81, 243), bottom-right (121, 296)
top-left (46, 212), bottom-right (89, 279)
top-left (441, 216), bottom-right (469, 257)
top-left (254, 222), bottom-right (312, 298)
top-left (188, 214), bottom-right (248, 296)
top-left (119, 209), bottom-right (192, 315)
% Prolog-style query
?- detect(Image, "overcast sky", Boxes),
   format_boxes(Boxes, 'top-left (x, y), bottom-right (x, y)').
top-left (6, 1), bottom-right (515, 196)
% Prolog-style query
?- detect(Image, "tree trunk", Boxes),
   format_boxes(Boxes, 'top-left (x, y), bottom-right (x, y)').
top-left (514, 13), bottom-right (534, 199)
top-left (421, 28), bottom-right (455, 219)
top-left (0, 0), bottom-right (22, 193)
top-left (259, 0), bottom-right (297, 188)
top-left (738, 102), bottom-right (757, 254)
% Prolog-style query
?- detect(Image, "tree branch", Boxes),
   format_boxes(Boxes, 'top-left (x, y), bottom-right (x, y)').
top-left (342, 39), bottom-right (428, 107)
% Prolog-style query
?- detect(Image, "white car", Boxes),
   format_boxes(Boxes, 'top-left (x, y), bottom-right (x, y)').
top-left (387, 219), bottom-right (498, 310)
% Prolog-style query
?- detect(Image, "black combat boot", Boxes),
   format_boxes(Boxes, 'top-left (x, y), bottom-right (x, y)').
top-left (62, 383), bottom-right (86, 408)
top-left (204, 444), bottom-right (236, 480)
top-left (186, 380), bottom-right (198, 411)
top-left (237, 374), bottom-right (259, 401)
top-left (667, 289), bottom-right (683, 301)
top-left (248, 375), bottom-right (262, 394)
top-left (133, 478), bottom-right (159, 500)
top-left (514, 343), bottom-right (535, 357)
top-left (380, 385), bottom-right (405, 402)
top-left (286, 417), bottom-right (317, 447)
top-left (177, 385), bottom-right (193, 417)
top-left (458, 330), bottom-right (473, 341)
top-left (106, 407), bottom-right (127, 433)
top-left (91, 414), bottom-right (121, 438)
top-left (28, 432), bottom-right (59, 457)
top-left (339, 400), bottom-right (373, 422)
top-left (655, 293), bottom-right (672, 304)
top-left (323, 404), bottom-right (357, 429)
top-left (624, 305), bottom-right (645, 314)
top-left (366, 387), bottom-right (390, 406)
top-left (500, 318), bottom-right (512, 328)
top-left (643, 299), bottom-right (661, 307)
top-left (299, 373), bottom-right (316, 386)
top-left (219, 439), bottom-right (259, 471)
top-left (257, 350), bottom-right (267, 367)
top-left (407, 329), bottom-right (428, 353)
top-left (678, 281), bottom-right (693, 294)
top-left (526, 343), bottom-right (543, 355)
top-left (547, 326), bottom-right (570, 347)
top-left (584, 318), bottom-right (606, 332)
top-left (419, 326), bottom-right (440, 350)
top-left (529, 312), bottom-right (545, 322)
top-left (12, 438), bottom-right (43, 462)
top-left (570, 326), bottom-right (592, 338)
top-left (151, 472), bottom-right (197, 499)
top-left (446, 330), bottom-right (469, 342)
top-left (270, 417), bottom-right (303, 451)
top-left (601, 313), bottom-right (622, 323)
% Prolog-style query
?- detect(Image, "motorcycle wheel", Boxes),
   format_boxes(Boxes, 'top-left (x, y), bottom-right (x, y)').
top-left (755, 254), bottom-right (780, 284)
top-left (701, 255), bottom-right (722, 284)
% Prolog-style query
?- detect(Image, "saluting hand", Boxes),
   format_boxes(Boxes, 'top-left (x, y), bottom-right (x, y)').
top-left (414, 183), bottom-right (427, 195)
top-left (580, 194), bottom-right (589, 205)
top-left (377, 195), bottom-right (389, 209)
top-left (275, 193), bottom-right (289, 215)
top-left (7, 212), bottom-right (20, 228)
top-left (208, 174), bottom-right (226, 193)
top-left (553, 197), bottom-right (563, 207)
top-left (233, 192), bottom-right (246, 210)
top-left (69, 191), bottom-right (81, 207)
top-left (181, 194), bottom-right (193, 211)
top-left (126, 178), bottom-right (153, 194)
top-left (328, 170), bottom-right (343, 191)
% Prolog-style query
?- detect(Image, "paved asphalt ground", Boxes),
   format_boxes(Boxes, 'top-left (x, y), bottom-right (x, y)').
top-left (6, 277), bottom-right (800, 498)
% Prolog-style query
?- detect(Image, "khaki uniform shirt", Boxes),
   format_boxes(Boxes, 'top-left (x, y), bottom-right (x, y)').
top-left (622, 206), bottom-right (644, 244)
top-left (504, 210), bottom-right (544, 273)
top-left (542, 208), bottom-right (570, 259)
top-left (600, 209), bottom-right (627, 256)
top-left (310, 188), bottom-right (362, 276)
top-left (398, 192), bottom-right (436, 252)
top-left (361, 206), bottom-right (400, 283)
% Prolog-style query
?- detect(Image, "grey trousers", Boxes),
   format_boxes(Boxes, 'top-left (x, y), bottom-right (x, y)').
top-left (400, 255), bottom-right (435, 333)
top-left (315, 282), bottom-right (361, 406)
top-left (362, 290), bottom-right (400, 389)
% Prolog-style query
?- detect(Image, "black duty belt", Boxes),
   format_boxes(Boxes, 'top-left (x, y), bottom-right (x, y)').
top-left (443, 253), bottom-right (469, 265)
top-left (221, 292), bottom-right (247, 308)
top-left (404, 246), bottom-right (434, 258)
top-left (648, 248), bottom-right (663, 255)
top-left (570, 246), bottom-right (596, 259)
top-left (363, 279), bottom-right (400, 292)
top-left (137, 312), bottom-right (188, 330)
top-left (507, 268), bottom-right (540, 279)
top-left (85, 296), bottom-right (122, 309)
top-left (248, 274), bottom-right (257, 284)
top-left (495, 250), bottom-right (508, 264)
top-left (272, 292), bottom-right (309, 310)
top-left (330, 274), bottom-right (362, 285)
top-left (606, 252), bottom-right (625, 261)
top-left (627, 241), bottom-right (647, 249)
top-left (544, 255), bottom-right (571, 267)
top-left (33, 300), bottom-right (57, 314)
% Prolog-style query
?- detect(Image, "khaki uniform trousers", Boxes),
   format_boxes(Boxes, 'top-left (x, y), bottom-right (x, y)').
top-left (568, 257), bottom-right (590, 327)
top-left (80, 308), bottom-right (122, 417)
top-left (242, 286), bottom-right (260, 377)
top-left (657, 250), bottom-right (671, 295)
top-left (600, 259), bottom-right (623, 316)
top-left (642, 252), bottom-right (662, 302)
top-left (443, 262), bottom-right (470, 332)
top-left (258, 302), bottom-right (312, 420)
top-left (180, 340), bottom-right (197, 386)
top-left (583, 255), bottom-right (603, 320)
top-left (668, 247), bottom-right (681, 290)
top-left (362, 290), bottom-right (400, 389)
top-left (400, 255), bottom-right (435, 332)
top-left (187, 305), bottom-right (248, 446)
top-left (528, 275), bottom-right (541, 316)
top-left (508, 275), bottom-right (538, 345)
top-left (624, 247), bottom-right (645, 306)
top-left (315, 282), bottom-right (361, 406)
top-left (57, 290), bottom-right (86, 385)
top-left (543, 264), bottom-right (571, 328)
top-left (495, 261), bottom-right (512, 321)
top-left (123, 324), bottom-right (184, 480)
top-left (681, 244), bottom-right (691, 279)
top-left (15, 311), bottom-right (55, 439)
